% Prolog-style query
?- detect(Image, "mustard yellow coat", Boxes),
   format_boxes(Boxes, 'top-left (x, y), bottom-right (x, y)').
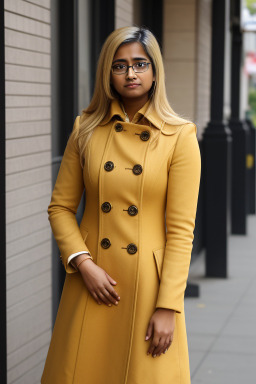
top-left (41, 99), bottom-right (201, 384)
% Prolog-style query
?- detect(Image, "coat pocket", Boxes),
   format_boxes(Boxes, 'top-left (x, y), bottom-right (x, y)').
top-left (152, 247), bottom-right (165, 280)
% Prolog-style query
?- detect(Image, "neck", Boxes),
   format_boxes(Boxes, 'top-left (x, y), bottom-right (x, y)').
top-left (121, 95), bottom-right (149, 121)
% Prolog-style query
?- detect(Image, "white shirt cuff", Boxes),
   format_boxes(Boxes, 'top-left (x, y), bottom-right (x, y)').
top-left (67, 251), bottom-right (90, 265)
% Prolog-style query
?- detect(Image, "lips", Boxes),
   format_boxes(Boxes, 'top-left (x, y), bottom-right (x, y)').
top-left (125, 83), bottom-right (140, 88)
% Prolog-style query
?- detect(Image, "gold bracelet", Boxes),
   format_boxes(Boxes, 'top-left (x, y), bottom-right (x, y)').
top-left (76, 255), bottom-right (93, 270)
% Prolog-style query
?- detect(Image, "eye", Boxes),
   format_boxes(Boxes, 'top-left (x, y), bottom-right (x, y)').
top-left (112, 64), bottom-right (126, 70)
top-left (134, 62), bottom-right (147, 69)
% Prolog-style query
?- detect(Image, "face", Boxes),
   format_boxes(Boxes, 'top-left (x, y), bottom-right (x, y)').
top-left (110, 42), bottom-right (155, 103)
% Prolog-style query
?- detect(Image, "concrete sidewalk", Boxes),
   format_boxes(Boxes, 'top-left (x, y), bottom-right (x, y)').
top-left (185, 214), bottom-right (256, 384)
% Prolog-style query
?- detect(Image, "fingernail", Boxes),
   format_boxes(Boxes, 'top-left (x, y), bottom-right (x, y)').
top-left (108, 304), bottom-right (112, 307)
top-left (153, 354), bottom-right (156, 358)
top-left (145, 336), bottom-right (149, 340)
top-left (115, 301), bottom-right (118, 305)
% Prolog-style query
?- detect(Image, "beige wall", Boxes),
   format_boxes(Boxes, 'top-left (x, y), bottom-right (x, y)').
top-left (163, 0), bottom-right (197, 122)
top-left (5, 0), bottom-right (52, 383)
top-left (115, 0), bottom-right (133, 29)
top-left (163, 0), bottom-right (212, 140)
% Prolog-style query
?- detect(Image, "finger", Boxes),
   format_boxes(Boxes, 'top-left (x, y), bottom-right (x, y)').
top-left (154, 339), bottom-right (168, 357)
top-left (152, 337), bottom-right (166, 357)
top-left (91, 291), bottom-right (102, 305)
top-left (105, 285), bottom-right (120, 301)
top-left (158, 339), bottom-right (170, 356)
top-left (163, 338), bottom-right (170, 354)
top-left (102, 288), bottom-right (119, 305)
top-left (147, 336), bottom-right (160, 356)
top-left (145, 321), bottom-right (153, 341)
top-left (164, 338), bottom-right (173, 354)
top-left (97, 290), bottom-right (110, 306)
top-left (105, 272), bottom-right (117, 285)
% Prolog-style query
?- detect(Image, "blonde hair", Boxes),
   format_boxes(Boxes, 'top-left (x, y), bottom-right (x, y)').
top-left (73, 26), bottom-right (191, 166)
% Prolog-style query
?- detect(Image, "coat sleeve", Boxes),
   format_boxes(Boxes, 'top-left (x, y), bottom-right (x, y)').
top-left (47, 116), bottom-right (92, 274)
top-left (155, 123), bottom-right (201, 313)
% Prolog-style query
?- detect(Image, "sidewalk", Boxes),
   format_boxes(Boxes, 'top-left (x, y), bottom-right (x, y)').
top-left (185, 214), bottom-right (256, 384)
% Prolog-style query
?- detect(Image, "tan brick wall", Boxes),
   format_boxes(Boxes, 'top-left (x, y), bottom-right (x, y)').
top-left (5, 0), bottom-right (52, 383)
top-left (163, 0), bottom-right (197, 122)
top-left (163, 0), bottom-right (212, 140)
top-left (115, 0), bottom-right (133, 29)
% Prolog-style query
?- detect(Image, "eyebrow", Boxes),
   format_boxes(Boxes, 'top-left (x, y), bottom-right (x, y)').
top-left (112, 57), bottom-right (148, 64)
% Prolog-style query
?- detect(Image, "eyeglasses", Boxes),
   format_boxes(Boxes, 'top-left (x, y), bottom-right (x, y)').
top-left (111, 62), bottom-right (151, 75)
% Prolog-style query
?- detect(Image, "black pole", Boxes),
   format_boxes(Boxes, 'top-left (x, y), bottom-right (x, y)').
top-left (0, 0), bottom-right (7, 381)
top-left (202, 0), bottom-right (232, 278)
top-left (229, 0), bottom-right (249, 234)
top-left (90, 0), bottom-right (115, 95)
top-left (139, 0), bottom-right (163, 50)
top-left (59, 0), bottom-right (77, 148)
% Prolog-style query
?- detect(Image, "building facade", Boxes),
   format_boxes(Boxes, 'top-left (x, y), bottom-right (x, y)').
top-left (1, 0), bottom-right (254, 383)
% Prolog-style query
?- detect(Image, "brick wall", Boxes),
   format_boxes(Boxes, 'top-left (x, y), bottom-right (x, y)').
top-left (5, 0), bottom-right (52, 383)
top-left (163, 0), bottom-right (197, 122)
top-left (162, 0), bottom-right (212, 140)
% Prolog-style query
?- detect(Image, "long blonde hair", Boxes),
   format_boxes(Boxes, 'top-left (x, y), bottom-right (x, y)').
top-left (73, 26), bottom-right (191, 166)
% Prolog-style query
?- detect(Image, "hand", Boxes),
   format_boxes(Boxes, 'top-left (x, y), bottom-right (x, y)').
top-left (78, 259), bottom-right (121, 307)
top-left (145, 308), bottom-right (175, 357)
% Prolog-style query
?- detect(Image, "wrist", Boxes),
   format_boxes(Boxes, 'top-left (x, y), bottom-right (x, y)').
top-left (77, 257), bottom-right (94, 270)
top-left (71, 254), bottom-right (92, 269)
top-left (156, 307), bottom-right (175, 313)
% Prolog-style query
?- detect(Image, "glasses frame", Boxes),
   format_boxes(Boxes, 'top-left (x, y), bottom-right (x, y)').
top-left (111, 62), bottom-right (151, 75)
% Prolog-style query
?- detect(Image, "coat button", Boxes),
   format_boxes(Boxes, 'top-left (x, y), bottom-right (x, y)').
top-left (132, 164), bottom-right (143, 175)
top-left (140, 130), bottom-right (150, 141)
top-left (115, 123), bottom-right (123, 132)
top-left (101, 202), bottom-right (112, 212)
top-left (101, 238), bottom-right (111, 249)
top-left (128, 205), bottom-right (138, 216)
top-left (104, 161), bottom-right (114, 171)
top-left (127, 243), bottom-right (137, 254)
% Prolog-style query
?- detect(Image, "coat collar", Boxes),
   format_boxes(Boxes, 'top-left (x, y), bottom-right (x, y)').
top-left (98, 98), bottom-right (183, 136)
top-left (99, 98), bottom-right (164, 130)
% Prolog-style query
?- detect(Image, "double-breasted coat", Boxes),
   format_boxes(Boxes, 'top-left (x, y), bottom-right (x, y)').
top-left (41, 98), bottom-right (201, 384)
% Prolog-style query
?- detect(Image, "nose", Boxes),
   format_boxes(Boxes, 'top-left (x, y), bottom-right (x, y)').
top-left (126, 66), bottom-right (137, 79)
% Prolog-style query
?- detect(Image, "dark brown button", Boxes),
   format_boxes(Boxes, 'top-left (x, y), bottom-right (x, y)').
top-left (127, 243), bottom-right (137, 254)
top-left (101, 202), bottom-right (111, 213)
top-left (101, 238), bottom-right (111, 249)
top-left (115, 123), bottom-right (123, 132)
top-left (104, 161), bottom-right (114, 171)
top-left (128, 205), bottom-right (138, 216)
top-left (140, 130), bottom-right (150, 141)
top-left (132, 164), bottom-right (143, 175)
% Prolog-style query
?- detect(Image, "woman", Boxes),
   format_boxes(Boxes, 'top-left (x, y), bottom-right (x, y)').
top-left (41, 26), bottom-right (201, 384)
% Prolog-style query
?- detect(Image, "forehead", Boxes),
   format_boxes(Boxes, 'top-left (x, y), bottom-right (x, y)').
top-left (113, 42), bottom-right (149, 61)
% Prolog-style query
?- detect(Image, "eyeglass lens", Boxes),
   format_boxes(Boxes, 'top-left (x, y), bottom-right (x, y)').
top-left (112, 62), bottom-right (150, 74)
